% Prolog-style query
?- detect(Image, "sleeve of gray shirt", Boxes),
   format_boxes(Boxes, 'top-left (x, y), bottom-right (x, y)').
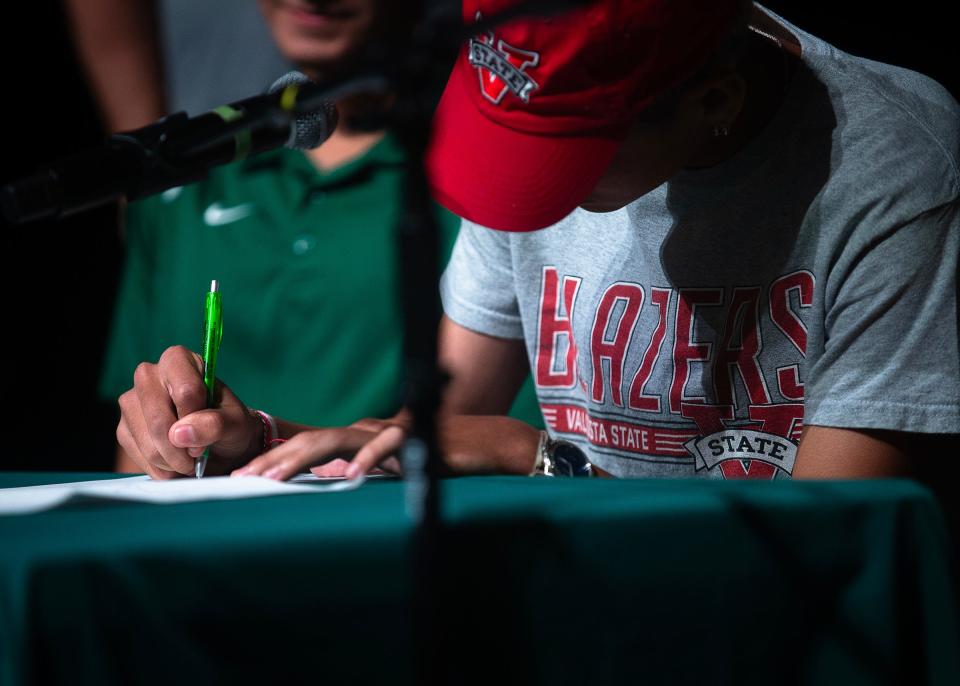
top-left (440, 219), bottom-right (526, 340)
top-left (805, 199), bottom-right (960, 434)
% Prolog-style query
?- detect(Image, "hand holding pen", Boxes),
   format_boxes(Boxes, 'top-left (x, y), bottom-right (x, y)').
top-left (114, 346), bottom-right (263, 479)
top-left (115, 314), bottom-right (264, 480)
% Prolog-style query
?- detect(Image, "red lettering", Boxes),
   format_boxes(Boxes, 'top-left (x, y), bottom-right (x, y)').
top-left (670, 289), bottom-right (722, 413)
top-left (544, 403), bottom-right (697, 457)
top-left (777, 365), bottom-right (805, 401)
top-left (769, 271), bottom-right (814, 355)
top-left (713, 287), bottom-right (771, 407)
top-left (770, 271), bottom-right (814, 402)
top-left (535, 267), bottom-right (581, 388)
top-left (590, 283), bottom-right (644, 406)
top-left (628, 287), bottom-right (671, 412)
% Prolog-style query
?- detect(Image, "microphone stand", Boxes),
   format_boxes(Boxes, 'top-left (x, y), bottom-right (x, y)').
top-left (395, 108), bottom-right (446, 686)
top-left (384, 5), bottom-right (452, 682)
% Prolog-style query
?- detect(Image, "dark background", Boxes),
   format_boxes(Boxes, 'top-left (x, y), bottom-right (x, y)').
top-left (0, 1), bottom-right (956, 472)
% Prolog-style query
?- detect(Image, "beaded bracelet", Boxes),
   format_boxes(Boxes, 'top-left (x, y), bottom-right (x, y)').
top-left (252, 409), bottom-right (280, 452)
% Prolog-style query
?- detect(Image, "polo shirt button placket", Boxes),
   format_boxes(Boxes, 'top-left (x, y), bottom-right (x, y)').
top-left (292, 234), bottom-right (317, 255)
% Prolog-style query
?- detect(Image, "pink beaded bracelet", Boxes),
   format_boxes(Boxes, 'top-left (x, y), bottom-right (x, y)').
top-left (252, 410), bottom-right (279, 452)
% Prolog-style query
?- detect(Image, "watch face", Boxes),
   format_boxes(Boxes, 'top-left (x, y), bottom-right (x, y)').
top-left (551, 440), bottom-right (592, 477)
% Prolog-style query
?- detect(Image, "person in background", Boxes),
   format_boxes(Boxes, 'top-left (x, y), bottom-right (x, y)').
top-left (65, 0), bottom-right (166, 131)
top-left (92, 0), bottom-right (544, 473)
top-left (65, 0), bottom-right (291, 130)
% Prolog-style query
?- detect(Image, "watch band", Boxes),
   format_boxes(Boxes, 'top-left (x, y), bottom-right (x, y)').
top-left (532, 431), bottom-right (593, 477)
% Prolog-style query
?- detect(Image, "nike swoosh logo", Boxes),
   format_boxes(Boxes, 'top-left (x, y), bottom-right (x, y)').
top-left (203, 202), bottom-right (254, 226)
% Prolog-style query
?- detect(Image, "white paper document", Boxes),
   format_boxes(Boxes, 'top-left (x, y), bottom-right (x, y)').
top-left (0, 474), bottom-right (365, 515)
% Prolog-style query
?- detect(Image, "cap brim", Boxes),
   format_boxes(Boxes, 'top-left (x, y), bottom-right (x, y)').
top-left (426, 64), bottom-right (624, 232)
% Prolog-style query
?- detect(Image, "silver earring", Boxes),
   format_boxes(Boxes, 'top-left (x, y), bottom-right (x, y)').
top-left (713, 125), bottom-right (730, 138)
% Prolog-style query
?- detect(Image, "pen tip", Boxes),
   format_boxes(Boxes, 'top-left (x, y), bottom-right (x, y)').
top-left (210, 279), bottom-right (219, 293)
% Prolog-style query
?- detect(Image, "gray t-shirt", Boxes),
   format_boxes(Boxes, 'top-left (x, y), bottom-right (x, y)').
top-left (440, 13), bottom-right (960, 479)
top-left (159, 0), bottom-right (290, 115)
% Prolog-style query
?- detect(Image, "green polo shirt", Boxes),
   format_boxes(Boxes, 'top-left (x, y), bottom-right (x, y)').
top-left (100, 136), bottom-right (543, 429)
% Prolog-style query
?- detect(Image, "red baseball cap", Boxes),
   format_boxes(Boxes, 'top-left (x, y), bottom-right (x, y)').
top-left (426, 0), bottom-right (741, 232)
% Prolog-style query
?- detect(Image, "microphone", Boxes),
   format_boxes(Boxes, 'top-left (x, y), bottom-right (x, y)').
top-left (1, 71), bottom-right (338, 224)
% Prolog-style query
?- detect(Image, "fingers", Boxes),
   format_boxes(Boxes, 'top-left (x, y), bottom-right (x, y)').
top-left (232, 428), bottom-right (385, 481)
top-left (309, 461), bottom-right (391, 478)
top-left (119, 384), bottom-right (193, 476)
top-left (157, 345), bottom-right (207, 417)
top-left (116, 415), bottom-right (177, 480)
top-left (349, 418), bottom-right (391, 432)
top-left (232, 431), bottom-right (338, 481)
top-left (310, 460), bottom-right (352, 478)
top-left (346, 425), bottom-right (405, 480)
top-left (132, 360), bottom-right (196, 475)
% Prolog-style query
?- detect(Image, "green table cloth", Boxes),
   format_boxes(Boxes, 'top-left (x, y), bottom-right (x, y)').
top-left (1, 473), bottom-right (957, 685)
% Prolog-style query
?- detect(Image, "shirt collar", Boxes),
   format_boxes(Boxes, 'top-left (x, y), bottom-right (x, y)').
top-left (240, 132), bottom-right (405, 188)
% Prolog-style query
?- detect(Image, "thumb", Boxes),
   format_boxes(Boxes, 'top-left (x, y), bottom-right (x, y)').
top-left (169, 409), bottom-right (228, 449)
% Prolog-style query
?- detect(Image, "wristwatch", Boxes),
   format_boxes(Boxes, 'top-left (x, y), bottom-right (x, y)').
top-left (532, 431), bottom-right (593, 477)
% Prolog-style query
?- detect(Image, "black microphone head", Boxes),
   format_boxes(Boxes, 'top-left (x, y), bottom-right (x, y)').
top-left (268, 71), bottom-right (338, 150)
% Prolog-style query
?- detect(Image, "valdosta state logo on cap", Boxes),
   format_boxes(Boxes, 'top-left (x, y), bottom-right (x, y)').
top-left (469, 15), bottom-right (540, 105)
top-left (427, 0), bottom-right (742, 232)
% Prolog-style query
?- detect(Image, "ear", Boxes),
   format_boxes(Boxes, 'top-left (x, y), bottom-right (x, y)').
top-left (682, 68), bottom-right (747, 135)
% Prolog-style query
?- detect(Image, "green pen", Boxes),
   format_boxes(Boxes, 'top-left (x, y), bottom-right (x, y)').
top-left (196, 279), bottom-right (223, 478)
